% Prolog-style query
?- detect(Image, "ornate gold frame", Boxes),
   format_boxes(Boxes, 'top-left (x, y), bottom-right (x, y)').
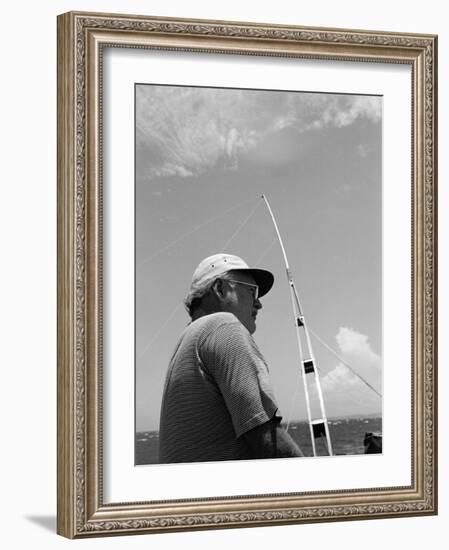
top-left (57, 11), bottom-right (438, 538)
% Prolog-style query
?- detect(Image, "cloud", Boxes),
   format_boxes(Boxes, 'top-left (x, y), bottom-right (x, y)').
top-left (332, 96), bottom-right (381, 127)
top-left (336, 327), bottom-right (380, 358)
top-left (136, 86), bottom-right (264, 180)
top-left (316, 327), bottom-right (382, 417)
top-left (136, 86), bottom-right (381, 181)
top-left (288, 94), bottom-right (381, 133)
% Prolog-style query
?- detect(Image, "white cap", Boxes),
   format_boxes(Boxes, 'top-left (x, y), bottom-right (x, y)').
top-left (190, 253), bottom-right (274, 298)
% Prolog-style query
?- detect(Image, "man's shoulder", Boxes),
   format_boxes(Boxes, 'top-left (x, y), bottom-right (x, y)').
top-left (192, 312), bottom-right (240, 332)
top-left (185, 312), bottom-right (249, 343)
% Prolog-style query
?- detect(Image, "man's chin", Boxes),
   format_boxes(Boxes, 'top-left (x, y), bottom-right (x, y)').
top-left (248, 318), bottom-right (257, 334)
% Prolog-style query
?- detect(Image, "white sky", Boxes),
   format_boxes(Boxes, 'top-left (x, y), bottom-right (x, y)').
top-left (135, 84), bottom-right (382, 432)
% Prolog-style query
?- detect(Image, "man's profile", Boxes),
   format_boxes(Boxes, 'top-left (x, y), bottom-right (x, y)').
top-left (158, 253), bottom-right (303, 463)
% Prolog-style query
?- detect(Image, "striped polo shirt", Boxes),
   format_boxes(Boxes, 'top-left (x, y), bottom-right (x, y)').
top-left (158, 312), bottom-right (280, 463)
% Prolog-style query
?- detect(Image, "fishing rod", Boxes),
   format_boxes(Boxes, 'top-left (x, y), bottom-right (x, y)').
top-left (261, 194), bottom-right (333, 457)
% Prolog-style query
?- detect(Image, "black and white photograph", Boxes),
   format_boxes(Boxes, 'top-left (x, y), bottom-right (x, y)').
top-left (134, 84), bottom-right (383, 465)
top-left (52, 4), bottom-right (437, 542)
top-left (1, 0), bottom-right (444, 546)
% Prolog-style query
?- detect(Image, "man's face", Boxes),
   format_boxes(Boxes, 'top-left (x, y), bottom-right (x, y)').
top-left (220, 272), bottom-right (262, 334)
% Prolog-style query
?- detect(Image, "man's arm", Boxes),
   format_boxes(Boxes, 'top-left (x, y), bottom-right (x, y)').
top-left (242, 417), bottom-right (304, 459)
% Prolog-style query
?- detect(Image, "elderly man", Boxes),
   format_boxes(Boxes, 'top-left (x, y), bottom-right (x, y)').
top-left (158, 253), bottom-right (303, 463)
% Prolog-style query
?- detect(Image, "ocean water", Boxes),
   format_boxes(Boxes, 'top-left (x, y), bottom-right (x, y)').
top-left (135, 417), bottom-right (382, 465)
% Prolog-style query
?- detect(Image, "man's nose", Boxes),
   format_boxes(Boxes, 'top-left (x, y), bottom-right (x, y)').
top-left (254, 297), bottom-right (262, 309)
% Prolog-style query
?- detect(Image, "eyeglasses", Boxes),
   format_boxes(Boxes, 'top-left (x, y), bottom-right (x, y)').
top-left (224, 279), bottom-right (259, 301)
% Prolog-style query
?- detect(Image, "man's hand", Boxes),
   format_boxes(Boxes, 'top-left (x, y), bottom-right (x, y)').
top-left (242, 417), bottom-right (304, 459)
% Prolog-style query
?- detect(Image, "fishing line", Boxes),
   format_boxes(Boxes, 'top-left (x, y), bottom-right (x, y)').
top-left (138, 199), bottom-right (263, 359)
top-left (284, 324), bottom-right (381, 431)
top-left (138, 198), bottom-right (255, 268)
top-left (307, 325), bottom-right (382, 398)
top-left (137, 302), bottom-right (183, 360)
top-left (220, 198), bottom-right (263, 252)
top-left (254, 238), bottom-right (277, 265)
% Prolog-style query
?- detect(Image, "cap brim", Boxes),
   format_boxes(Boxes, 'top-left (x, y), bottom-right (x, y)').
top-left (233, 268), bottom-right (274, 298)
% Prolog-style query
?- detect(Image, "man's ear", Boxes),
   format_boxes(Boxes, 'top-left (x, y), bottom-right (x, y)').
top-left (212, 278), bottom-right (225, 301)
